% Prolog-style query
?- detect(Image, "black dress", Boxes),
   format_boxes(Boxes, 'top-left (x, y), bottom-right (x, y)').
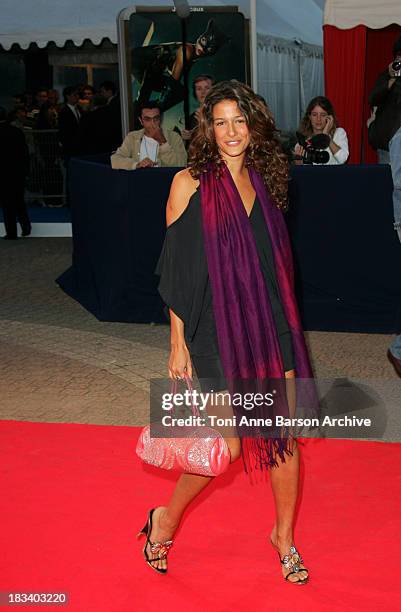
top-left (155, 188), bottom-right (294, 391)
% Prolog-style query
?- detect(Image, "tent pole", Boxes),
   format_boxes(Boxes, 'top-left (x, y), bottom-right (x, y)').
top-left (250, 0), bottom-right (258, 91)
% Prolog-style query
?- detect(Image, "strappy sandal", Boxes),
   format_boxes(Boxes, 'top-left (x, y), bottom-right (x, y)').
top-left (271, 540), bottom-right (309, 585)
top-left (136, 508), bottom-right (173, 574)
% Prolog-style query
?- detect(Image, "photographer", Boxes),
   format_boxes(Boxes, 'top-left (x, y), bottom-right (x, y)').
top-left (368, 35), bottom-right (401, 164)
top-left (294, 96), bottom-right (349, 165)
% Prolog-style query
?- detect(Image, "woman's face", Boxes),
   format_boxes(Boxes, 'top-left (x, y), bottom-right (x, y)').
top-left (309, 104), bottom-right (329, 133)
top-left (195, 39), bottom-right (206, 56)
top-left (194, 79), bottom-right (213, 104)
top-left (212, 99), bottom-right (250, 159)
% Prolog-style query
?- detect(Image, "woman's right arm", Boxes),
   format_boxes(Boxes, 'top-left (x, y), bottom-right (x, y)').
top-left (165, 169), bottom-right (198, 379)
top-left (168, 309), bottom-right (192, 380)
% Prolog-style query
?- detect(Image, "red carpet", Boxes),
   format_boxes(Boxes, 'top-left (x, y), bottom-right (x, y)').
top-left (0, 420), bottom-right (400, 611)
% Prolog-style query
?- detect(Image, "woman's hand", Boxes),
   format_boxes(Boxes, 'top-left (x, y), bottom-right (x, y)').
top-left (168, 343), bottom-right (193, 380)
top-left (323, 115), bottom-right (334, 135)
top-left (293, 143), bottom-right (305, 164)
top-left (294, 143), bottom-right (305, 157)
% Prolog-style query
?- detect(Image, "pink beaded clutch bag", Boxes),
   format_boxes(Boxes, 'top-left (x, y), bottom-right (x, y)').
top-left (136, 375), bottom-right (230, 477)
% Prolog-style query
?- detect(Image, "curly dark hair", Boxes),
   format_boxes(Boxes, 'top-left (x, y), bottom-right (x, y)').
top-left (188, 80), bottom-right (289, 211)
top-left (298, 96), bottom-right (338, 138)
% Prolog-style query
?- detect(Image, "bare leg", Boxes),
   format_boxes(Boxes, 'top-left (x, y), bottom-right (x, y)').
top-left (270, 370), bottom-right (308, 582)
top-left (147, 473), bottom-right (211, 570)
top-left (146, 391), bottom-right (240, 571)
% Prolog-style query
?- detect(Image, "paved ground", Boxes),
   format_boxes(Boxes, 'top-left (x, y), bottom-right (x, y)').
top-left (0, 238), bottom-right (400, 440)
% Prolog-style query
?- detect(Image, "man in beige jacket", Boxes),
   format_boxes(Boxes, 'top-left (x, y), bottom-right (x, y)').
top-left (111, 101), bottom-right (187, 170)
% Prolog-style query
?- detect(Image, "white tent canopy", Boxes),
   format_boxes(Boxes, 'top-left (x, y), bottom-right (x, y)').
top-left (1, 0), bottom-right (324, 50)
top-left (324, 0), bottom-right (401, 30)
top-left (1, 0), bottom-right (123, 49)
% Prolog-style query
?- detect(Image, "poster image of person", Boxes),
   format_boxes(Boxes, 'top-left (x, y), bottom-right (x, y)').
top-left (133, 19), bottom-right (227, 113)
top-left (129, 11), bottom-right (247, 133)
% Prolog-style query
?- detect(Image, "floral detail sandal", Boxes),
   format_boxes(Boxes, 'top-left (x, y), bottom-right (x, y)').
top-left (137, 508), bottom-right (173, 574)
top-left (272, 541), bottom-right (309, 585)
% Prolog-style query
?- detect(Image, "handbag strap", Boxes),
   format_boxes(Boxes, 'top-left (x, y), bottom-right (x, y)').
top-left (170, 374), bottom-right (201, 418)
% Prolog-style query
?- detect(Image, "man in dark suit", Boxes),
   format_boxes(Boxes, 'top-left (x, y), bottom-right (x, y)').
top-left (78, 82), bottom-right (122, 155)
top-left (0, 107), bottom-right (31, 239)
top-left (99, 81), bottom-right (122, 152)
top-left (58, 87), bottom-right (81, 206)
top-left (58, 86), bottom-right (81, 159)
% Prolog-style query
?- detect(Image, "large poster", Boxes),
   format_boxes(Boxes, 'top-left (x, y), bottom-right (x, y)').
top-left (127, 7), bottom-right (248, 133)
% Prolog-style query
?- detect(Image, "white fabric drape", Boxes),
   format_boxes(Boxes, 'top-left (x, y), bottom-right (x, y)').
top-left (257, 34), bottom-right (324, 131)
top-left (324, 0), bottom-right (401, 30)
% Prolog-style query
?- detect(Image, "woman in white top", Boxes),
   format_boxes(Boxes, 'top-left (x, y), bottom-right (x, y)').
top-left (294, 96), bottom-right (349, 165)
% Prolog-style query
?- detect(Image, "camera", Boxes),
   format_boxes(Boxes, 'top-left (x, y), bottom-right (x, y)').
top-left (392, 59), bottom-right (401, 77)
top-left (294, 132), bottom-right (331, 164)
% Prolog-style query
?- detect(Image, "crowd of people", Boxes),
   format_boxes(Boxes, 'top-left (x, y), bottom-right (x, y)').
top-left (0, 80), bottom-right (352, 242)
top-left (4, 32), bottom-right (401, 243)
top-left (5, 32), bottom-right (401, 178)
top-left (4, 71), bottom-right (353, 186)
top-left (7, 80), bottom-right (122, 158)
top-left (0, 80), bottom-right (123, 238)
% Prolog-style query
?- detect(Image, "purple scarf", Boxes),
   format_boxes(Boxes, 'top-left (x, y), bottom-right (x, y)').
top-left (199, 164), bottom-right (315, 474)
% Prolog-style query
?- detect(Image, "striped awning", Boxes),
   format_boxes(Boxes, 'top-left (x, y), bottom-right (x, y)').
top-left (324, 0), bottom-right (401, 30)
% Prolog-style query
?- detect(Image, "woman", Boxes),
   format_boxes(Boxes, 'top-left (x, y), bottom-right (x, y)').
top-left (295, 95), bottom-right (349, 164)
top-left (137, 81), bottom-right (316, 584)
top-left (134, 19), bottom-right (227, 113)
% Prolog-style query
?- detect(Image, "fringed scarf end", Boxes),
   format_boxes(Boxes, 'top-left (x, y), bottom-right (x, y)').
top-left (240, 435), bottom-right (295, 483)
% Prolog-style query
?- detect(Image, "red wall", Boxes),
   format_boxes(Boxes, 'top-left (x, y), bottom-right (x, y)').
top-left (324, 25), bottom-right (367, 164)
top-left (324, 24), bottom-right (401, 164)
